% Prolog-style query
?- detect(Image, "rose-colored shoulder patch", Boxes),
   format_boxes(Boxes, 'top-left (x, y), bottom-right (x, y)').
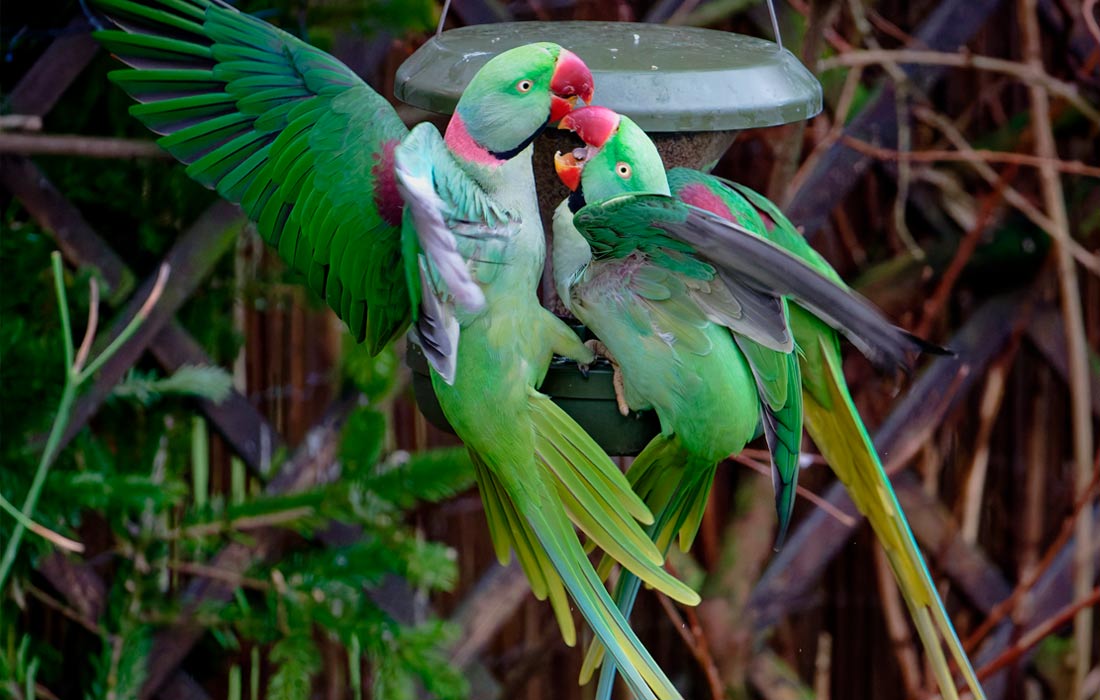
top-left (372, 139), bottom-right (403, 227)
top-left (757, 208), bottom-right (777, 232)
top-left (679, 182), bottom-right (735, 222)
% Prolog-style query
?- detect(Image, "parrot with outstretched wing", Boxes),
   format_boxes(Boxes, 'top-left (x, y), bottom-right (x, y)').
top-left (93, 5), bottom-right (695, 697)
top-left (553, 106), bottom-right (982, 700)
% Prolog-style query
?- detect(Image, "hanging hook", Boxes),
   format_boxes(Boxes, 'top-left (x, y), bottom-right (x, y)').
top-left (437, 0), bottom-right (452, 37)
top-left (766, 0), bottom-right (784, 51)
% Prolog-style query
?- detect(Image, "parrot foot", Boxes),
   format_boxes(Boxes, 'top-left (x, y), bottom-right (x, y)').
top-left (583, 339), bottom-right (630, 417)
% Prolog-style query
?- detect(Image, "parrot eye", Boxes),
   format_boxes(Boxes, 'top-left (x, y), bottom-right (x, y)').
top-left (616, 162), bottom-right (632, 179)
top-left (516, 79), bottom-right (534, 93)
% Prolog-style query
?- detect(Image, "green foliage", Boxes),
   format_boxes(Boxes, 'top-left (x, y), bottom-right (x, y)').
top-left (1, 4), bottom-right (474, 688)
top-left (112, 365), bottom-right (235, 405)
top-left (199, 404), bottom-right (474, 696)
top-left (267, 635), bottom-right (322, 700)
top-left (1, 255), bottom-right (473, 696)
top-left (369, 620), bottom-right (467, 700)
top-left (87, 626), bottom-right (153, 700)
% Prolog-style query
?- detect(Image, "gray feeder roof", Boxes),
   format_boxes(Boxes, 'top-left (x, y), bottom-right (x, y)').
top-left (395, 21), bottom-right (823, 132)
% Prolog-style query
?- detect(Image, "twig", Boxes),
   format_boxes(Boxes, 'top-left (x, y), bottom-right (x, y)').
top-left (788, 65), bottom-right (864, 199)
top-left (0, 114), bottom-right (43, 131)
top-left (838, 134), bottom-right (1100, 179)
top-left (976, 586), bottom-right (1100, 682)
top-left (819, 49), bottom-right (1100, 126)
top-left (25, 584), bottom-right (103, 636)
top-left (73, 277), bottom-right (99, 373)
top-left (965, 450), bottom-right (1100, 652)
top-left (785, 0), bottom-right (854, 53)
top-left (866, 8), bottom-right (924, 47)
top-left (166, 561), bottom-right (272, 591)
top-left (0, 133), bottom-right (169, 159)
top-left (910, 105), bottom-right (1100, 278)
top-left (653, 590), bottom-right (723, 700)
top-left (1085, 0), bottom-right (1100, 49)
top-left (813, 631), bottom-right (832, 700)
top-left (914, 168), bottom-right (1015, 339)
top-left (0, 493), bottom-right (84, 553)
top-left (733, 454), bottom-right (858, 528)
top-left (959, 356), bottom-right (1011, 544)
top-left (1020, 374), bottom-right (1051, 576)
top-left (0, 255), bottom-right (170, 593)
top-left (78, 263), bottom-right (170, 384)
top-left (163, 506), bottom-right (315, 541)
top-left (1019, 0), bottom-right (1096, 694)
top-left (845, 0), bottom-right (924, 259)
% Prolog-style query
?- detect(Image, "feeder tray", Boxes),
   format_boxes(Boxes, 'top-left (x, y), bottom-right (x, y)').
top-left (396, 21), bottom-right (822, 454)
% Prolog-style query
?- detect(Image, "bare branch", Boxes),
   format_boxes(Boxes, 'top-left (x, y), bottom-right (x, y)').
top-left (1019, 0), bottom-right (1096, 694)
top-left (0, 133), bottom-right (169, 159)
top-left (819, 49), bottom-right (1100, 125)
top-left (73, 277), bottom-right (99, 373)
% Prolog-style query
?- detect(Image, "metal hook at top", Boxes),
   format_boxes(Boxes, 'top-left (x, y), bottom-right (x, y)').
top-left (437, 0), bottom-right (452, 37)
top-left (766, 0), bottom-right (784, 51)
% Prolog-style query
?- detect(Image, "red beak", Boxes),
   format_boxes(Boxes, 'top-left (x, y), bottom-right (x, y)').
top-left (549, 48), bottom-right (594, 122)
top-left (558, 106), bottom-right (620, 147)
top-left (554, 150), bottom-right (583, 191)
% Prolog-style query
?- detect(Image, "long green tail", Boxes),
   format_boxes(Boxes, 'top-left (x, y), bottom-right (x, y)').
top-left (671, 168), bottom-right (984, 699)
top-left (796, 308), bottom-right (985, 700)
top-left (735, 337), bottom-right (804, 548)
top-left (579, 436), bottom-right (715, 698)
top-left (474, 394), bottom-right (701, 700)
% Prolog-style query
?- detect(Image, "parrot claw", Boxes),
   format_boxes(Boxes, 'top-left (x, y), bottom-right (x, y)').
top-left (583, 339), bottom-right (631, 416)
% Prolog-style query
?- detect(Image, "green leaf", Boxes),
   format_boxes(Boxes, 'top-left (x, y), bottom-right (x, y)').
top-left (367, 447), bottom-right (475, 509)
top-left (341, 407), bottom-right (387, 479)
top-left (89, 625), bottom-right (152, 700)
top-left (342, 339), bottom-right (398, 402)
top-left (267, 635), bottom-right (321, 700)
top-left (112, 364), bottom-right (234, 405)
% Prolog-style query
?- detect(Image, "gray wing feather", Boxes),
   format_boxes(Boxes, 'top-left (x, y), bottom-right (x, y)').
top-left (412, 257), bottom-right (459, 384)
top-left (394, 146), bottom-right (486, 313)
top-left (667, 205), bottom-right (947, 371)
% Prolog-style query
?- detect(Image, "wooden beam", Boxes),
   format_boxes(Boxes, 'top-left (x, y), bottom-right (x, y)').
top-left (5, 15), bottom-right (98, 117)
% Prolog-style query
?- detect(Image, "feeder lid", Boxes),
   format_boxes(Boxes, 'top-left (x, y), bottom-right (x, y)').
top-left (395, 21), bottom-right (822, 132)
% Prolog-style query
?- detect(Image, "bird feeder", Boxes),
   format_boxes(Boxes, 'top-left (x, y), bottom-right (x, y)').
top-left (398, 21), bottom-right (822, 454)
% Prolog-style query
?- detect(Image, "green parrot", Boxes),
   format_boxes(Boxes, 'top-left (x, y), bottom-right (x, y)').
top-left (93, 4), bottom-right (697, 697)
top-left (552, 111), bottom-right (805, 692)
top-left (552, 106), bottom-right (983, 700)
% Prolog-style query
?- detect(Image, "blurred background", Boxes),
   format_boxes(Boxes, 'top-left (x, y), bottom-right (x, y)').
top-left (1, 1), bottom-right (1098, 699)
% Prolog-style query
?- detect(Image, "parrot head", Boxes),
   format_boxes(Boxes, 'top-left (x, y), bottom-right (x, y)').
top-left (554, 106), bottom-right (670, 210)
top-left (452, 43), bottom-right (594, 160)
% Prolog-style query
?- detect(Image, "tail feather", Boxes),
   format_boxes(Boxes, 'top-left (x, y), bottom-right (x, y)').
top-left (529, 393), bottom-right (700, 607)
top-left (804, 333), bottom-right (984, 700)
top-left (472, 453), bottom-right (576, 644)
top-left (478, 448), bottom-right (684, 700)
top-left (582, 436), bottom-right (715, 699)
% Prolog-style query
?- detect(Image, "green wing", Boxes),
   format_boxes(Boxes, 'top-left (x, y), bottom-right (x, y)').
top-left (94, 0), bottom-right (411, 353)
top-left (573, 193), bottom-right (946, 372)
top-left (737, 339), bottom-right (803, 547)
top-left (663, 170), bottom-right (807, 545)
top-left (572, 196), bottom-right (793, 353)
